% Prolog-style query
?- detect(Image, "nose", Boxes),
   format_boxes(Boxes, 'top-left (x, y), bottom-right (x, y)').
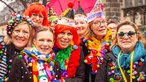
top-left (35, 16), bottom-right (40, 21)
top-left (63, 34), bottom-right (68, 39)
top-left (17, 31), bottom-right (24, 37)
top-left (42, 40), bottom-right (49, 46)
top-left (123, 34), bottom-right (129, 39)
top-left (99, 23), bottom-right (105, 28)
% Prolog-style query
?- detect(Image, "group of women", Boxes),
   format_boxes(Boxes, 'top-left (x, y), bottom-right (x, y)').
top-left (0, 1), bottom-right (146, 82)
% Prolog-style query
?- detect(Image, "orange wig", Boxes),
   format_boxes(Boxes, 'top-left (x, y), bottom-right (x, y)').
top-left (23, 2), bottom-right (49, 26)
top-left (54, 24), bottom-right (80, 48)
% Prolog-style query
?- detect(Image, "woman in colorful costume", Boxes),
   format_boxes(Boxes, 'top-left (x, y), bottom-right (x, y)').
top-left (53, 2), bottom-right (85, 82)
top-left (83, 1), bottom-right (112, 82)
top-left (9, 27), bottom-right (58, 82)
top-left (95, 21), bottom-right (146, 82)
top-left (0, 14), bottom-right (33, 81)
top-left (74, 0), bottom-right (91, 40)
top-left (74, 1), bottom-right (92, 82)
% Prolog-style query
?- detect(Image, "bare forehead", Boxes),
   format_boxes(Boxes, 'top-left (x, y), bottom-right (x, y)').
top-left (15, 23), bottom-right (30, 28)
top-left (108, 23), bottom-right (117, 27)
top-left (94, 19), bottom-right (106, 22)
top-left (118, 25), bottom-right (135, 31)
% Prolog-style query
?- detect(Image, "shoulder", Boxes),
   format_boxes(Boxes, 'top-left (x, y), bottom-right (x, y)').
top-left (104, 52), bottom-right (116, 61)
top-left (13, 55), bottom-right (25, 64)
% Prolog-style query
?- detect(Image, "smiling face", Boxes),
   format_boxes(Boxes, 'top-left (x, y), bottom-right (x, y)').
top-left (107, 23), bottom-right (117, 37)
top-left (57, 30), bottom-right (73, 49)
top-left (11, 23), bottom-right (31, 50)
top-left (90, 18), bottom-right (107, 39)
top-left (117, 25), bottom-right (138, 53)
top-left (33, 29), bottom-right (54, 55)
top-left (30, 13), bottom-right (44, 27)
top-left (75, 18), bottom-right (88, 38)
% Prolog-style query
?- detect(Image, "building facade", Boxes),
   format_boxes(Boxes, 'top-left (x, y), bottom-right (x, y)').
top-left (103, 0), bottom-right (122, 21)
top-left (122, 0), bottom-right (146, 32)
top-left (0, 1), bottom-right (24, 35)
top-left (103, 0), bottom-right (146, 33)
top-left (0, 0), bottom-right (146, 35)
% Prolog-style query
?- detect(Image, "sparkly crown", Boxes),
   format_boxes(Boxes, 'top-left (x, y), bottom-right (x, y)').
top-left (57, 2), bottom-right (75, 27)
top-left (6, 13), bottom-right (33, 35)
top-left (74, 0), bottom-right (87, 21)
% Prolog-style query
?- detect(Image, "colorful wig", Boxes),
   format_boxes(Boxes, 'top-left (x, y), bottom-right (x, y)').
top-left (54, 24), bottom-right (81, 77)
top-left (54, 24), bottom-right (80, 48)
top-left (23, 2), bottom-right (49, 26)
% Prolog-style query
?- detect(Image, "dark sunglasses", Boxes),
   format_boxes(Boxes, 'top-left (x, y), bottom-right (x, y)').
top-left (117, 31), bottom-right (137, 37)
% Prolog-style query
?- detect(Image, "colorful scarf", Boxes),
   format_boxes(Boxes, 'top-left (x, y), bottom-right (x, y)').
top-left (84, 28), bottom-right (112, 74)
top-left (21, 46), bottom-right (56, 82)
top-left (112, 41), bottom-right (146, 68)
top-left (55, 45), bottom-right (80, 78)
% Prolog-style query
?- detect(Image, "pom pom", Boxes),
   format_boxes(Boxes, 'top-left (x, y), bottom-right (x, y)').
top-left (19, 55), bottom-right (23, 58)
top-left (68, 2), bottom-right (74, 8)
top-left (83, 39), bottom-right (88, 43)
top-left (73, 45), bottom-right (78, 49)
top-left (77, 0), bottom-right (80, 3)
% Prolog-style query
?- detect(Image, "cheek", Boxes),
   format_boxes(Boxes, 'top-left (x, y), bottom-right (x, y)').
top-left (13, 31), bottom-right (19, 36)
top-left (132, 37), bottom-right (138, 44)
top-left (40, 18), bottom-right (44, 22)
top-left (31, 16), bottom-right (35, 20)
top-left (57, 35), bottom-right (61, 40)
top-left (50, 42), bottom-right (54, 48)
top-left (69, 36), bottom-right (73, 42)
top-left (23, 34), bottom-right (30, 38)
top-left (91, 25), bottom-right (96, 30)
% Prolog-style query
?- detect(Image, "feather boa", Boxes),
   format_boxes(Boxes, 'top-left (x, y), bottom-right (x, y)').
top-left (55, 46), bottom-right (80, 78)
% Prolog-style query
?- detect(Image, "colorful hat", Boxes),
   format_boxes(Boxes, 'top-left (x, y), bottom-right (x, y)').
top-left (87, 0), bottom-right (105, 23)
top-left (48, 7), bottom-right (58, 23)
top-left (74, 0), bottom-right (87, 21)
top-left (55, 2), bottom-right (80, 48)
top-left (57, 2), bottom-right (75, 27)
top-left (6, 13), bottom-right (33, 35)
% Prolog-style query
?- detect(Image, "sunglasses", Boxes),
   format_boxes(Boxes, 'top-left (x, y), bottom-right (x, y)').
top-left (117, 31), bottom-right (137, 38)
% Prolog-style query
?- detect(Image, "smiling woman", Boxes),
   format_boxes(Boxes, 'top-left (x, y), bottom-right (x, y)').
top-left (95, 21), bottom-right (146, 82)
top-left (0, 14), bottom-right (33, 81)
top-left (51, 2), bottom-right (85, 81)
top-left (23, 2), bottom-right (49, 31)
top-left (8, 27), bottom-right (56, 82)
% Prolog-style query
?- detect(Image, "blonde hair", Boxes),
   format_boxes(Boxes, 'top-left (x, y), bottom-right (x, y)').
top-left (4, 21), bottom-right (33, 47)
top-left (82, 24), bottom-right (92, 39)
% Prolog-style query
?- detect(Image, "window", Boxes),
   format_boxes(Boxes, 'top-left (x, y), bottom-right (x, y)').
top-left (135, 0), bottom-right (143, 6)
top-left (125, 1), bottom-right (132, 7)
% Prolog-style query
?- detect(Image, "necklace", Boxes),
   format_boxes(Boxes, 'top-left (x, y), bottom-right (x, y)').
top-left (118, 50), bottom-right (134, 82)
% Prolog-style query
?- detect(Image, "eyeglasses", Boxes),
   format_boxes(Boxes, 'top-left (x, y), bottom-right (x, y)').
top-left (117, 31), bottom-right (137, 38)
top-left (93, 21), bottom-right (107, 27)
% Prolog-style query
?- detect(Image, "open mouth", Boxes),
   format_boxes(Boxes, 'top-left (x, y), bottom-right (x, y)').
top-left (98, 29), bottom-right (106, 33)
top-left (60, 41), bottom-right (69, 46)
top-left (41, 48), bottom-right (48, 51)
top-left (15, 38), bottom-right (25, 42)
